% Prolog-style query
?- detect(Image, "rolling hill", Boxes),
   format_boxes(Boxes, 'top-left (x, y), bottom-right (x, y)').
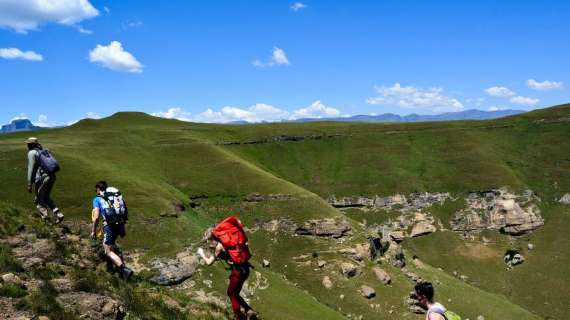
top-left (0, 104), bottom-right (568, 319)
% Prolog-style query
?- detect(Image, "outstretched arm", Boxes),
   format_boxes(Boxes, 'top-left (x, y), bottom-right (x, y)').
top-left (198, 242), bottom-right (224, 266)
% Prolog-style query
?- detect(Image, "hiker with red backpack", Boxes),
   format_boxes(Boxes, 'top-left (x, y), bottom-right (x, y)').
top-left (197, 216), bottom-right (258, 320)
top-left (26, 137), bottom-right (64, 224)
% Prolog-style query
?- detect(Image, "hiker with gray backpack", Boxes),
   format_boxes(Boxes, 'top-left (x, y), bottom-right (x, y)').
top-left (26, 137), bottom-right (64, 224)
top-left (91, 181), bottom-right (133, 280)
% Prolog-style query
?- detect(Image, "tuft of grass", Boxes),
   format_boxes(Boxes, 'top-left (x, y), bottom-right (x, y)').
top-left (0, 284), bottom-right (27, 298)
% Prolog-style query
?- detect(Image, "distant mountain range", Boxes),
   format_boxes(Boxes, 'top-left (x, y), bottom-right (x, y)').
top-left (0, 119), bottom-right (42, 134)
top-left (292, 109), bottom-right (525, 123)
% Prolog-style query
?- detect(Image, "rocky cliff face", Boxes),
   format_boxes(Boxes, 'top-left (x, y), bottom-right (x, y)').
top-left (328, 192), bottom-right (451, 211)
top-left (450, 189), bottom-right (544, 235)
top-left (1, 119), bottom-right (40, 134)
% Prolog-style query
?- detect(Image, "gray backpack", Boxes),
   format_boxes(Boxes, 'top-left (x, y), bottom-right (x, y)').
top-left (37, 149), bottom-right (60, 174)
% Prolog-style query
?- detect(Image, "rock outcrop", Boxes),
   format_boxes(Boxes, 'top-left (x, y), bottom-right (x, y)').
top-left (295, 219), bottom-right (352, 238)
top-left (410, 221), bottom-right (436, 237)
top-left (451, 189), bottom-right (544, 235)
top-left (149, 249), bottom-right (199, 286)
top-left (257, 218), bottom-right (352, 238)
top-left (328, 192), bottom-right (451, 211)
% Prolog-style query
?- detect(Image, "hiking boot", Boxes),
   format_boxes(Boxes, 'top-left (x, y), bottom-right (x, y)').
top-left (53, 209), bottom-right (64, 224)
top-left (246, 309), bottom-right (258, 320)
top-left (36, 205), bottom-right (49, 220)
top-left (119, 265), bottom-right (134, 281)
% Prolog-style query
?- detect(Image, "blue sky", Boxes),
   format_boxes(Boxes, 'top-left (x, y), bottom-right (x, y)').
top-left (1, 0), bottom-right (569, 125)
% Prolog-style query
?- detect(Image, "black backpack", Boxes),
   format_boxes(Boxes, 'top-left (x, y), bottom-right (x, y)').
top-left (37, 149), bottom-right (60, 174)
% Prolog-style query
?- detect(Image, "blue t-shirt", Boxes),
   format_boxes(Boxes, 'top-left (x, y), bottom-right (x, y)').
top-left (93, 196), bottom-right (106, 218)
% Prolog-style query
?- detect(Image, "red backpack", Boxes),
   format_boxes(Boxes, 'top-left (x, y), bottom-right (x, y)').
top-left (212, 216), bottom-right (251, 265)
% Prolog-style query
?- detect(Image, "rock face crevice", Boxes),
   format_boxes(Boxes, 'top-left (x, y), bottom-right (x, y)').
top-left (451, 189), bottom-right (544, 235)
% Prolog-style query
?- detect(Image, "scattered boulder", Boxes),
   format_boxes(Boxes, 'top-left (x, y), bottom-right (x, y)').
top-left (322, 276), bottom-right (333, 289)
top-left (262, 259), bottom-right (271, 268)
top-left (1, 273), bottom-right (23, 288)
top-left (57, 292), bottom-right (125, 320)
top-left (384, 241), bottom-right (405, 268)
top-left (559, 193), bottom-right (570, 205)
top-left (360, 285), bottom-right (376, 299)
top-left (371, 267), bottom-right (391, 285)
top-left (317, 260), bottom-right (327, 268)
top-left (410, 222), bottom-right (436, 237)
top-left (527, 243), bottom-right (535, 250)
top-left (340, 262), bottom-right (360, 278)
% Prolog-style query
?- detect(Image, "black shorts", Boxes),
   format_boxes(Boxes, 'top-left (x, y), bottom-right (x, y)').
top-left (103, 224), bottom-right (125, 246)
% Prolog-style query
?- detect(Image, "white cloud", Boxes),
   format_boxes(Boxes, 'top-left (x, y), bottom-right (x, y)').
top-left (89, 41), bottom-right (143, 73)
top-left (123, 20), bottom-right (143, 29)
top-left (76, 25), bottom-right (93, 34)
top-left (510, 96), bottom-right (539, 106)
top-left (290, 2), bottom-right (308, 11)
top-left (367, 83), bottom-right (464, 113)
top-left (194, 104), bottom-right (290, 123)
top-left (152, 108), bottom-right (193, 122)
top-left (153, 101), bottom-right (342, 123)
top-left (85, 112), bottom-right (101, 119)
top-left (292, 101), bottom-right (340, 119)
top-left (253, 47), bottom-right (290, 67)
top-left (35, 114), bottom-right (56, 127)
top-left (0, 48), bottom-right (43, 61)
top-left (526, 79), bottom-right (563, 91)
top-left (484, 86), bottom-right (516, 97)
top-left (0, 0), bottom-right (99, 33)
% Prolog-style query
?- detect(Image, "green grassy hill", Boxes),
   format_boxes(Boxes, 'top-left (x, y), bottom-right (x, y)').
top-left (1, 104), bottom-right (568, 319)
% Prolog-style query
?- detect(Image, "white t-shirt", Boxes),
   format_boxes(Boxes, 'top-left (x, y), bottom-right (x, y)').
top-left (426, 303), bottom-right (447, 320)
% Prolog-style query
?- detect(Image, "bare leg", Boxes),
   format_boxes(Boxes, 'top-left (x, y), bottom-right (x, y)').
top-left (104, 244), bottom-right (124, 267)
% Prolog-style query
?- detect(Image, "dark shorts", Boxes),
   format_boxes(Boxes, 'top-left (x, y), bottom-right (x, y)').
top-left (103, 224), bottom-right (125, 246)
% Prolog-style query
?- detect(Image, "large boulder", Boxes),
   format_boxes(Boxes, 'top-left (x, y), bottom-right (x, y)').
top-left (371, 267), bottom-right (391, 285)
top-left (340, 262), bottom-right (360, 278)
top-left (295, 219), bottom-right (352, 238)
top-left (410, 222), bottom-right (436, 237)
top-left (149, 250), bottom-right (198, 286)
top-left (360, 285), bottom-right (376, 299)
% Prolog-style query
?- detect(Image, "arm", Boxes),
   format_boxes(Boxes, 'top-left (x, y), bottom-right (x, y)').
top-left (27, 150), bottom-right (38, 191)
top-left (198, 242), bottom-right (224, 266)
top-left (91, 208), bottom-right (100, 238)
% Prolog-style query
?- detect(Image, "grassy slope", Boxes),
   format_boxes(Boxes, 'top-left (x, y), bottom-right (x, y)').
top-left (0, 105), bottom-right (568, 319)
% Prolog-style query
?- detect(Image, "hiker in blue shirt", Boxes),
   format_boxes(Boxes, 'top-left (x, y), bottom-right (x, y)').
top-left (91, 180), bottom-right (133, 280)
